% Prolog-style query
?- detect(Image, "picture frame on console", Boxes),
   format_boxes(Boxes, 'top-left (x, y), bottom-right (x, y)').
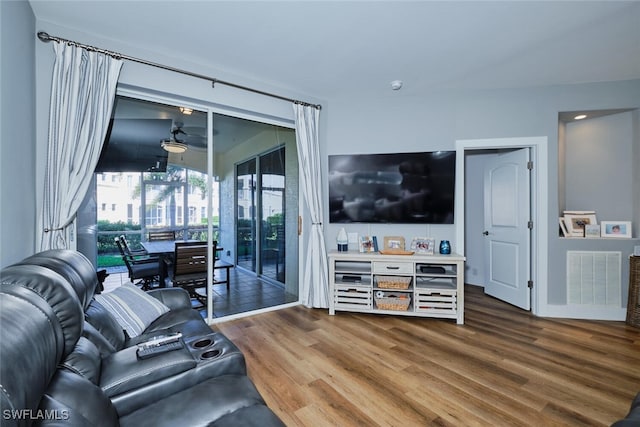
top-left (410, 237), bottom-right (435, 255)
top-left (383, 236), bottom-right (405, 251)
top-left (359, 236), bottom-right (377, 253)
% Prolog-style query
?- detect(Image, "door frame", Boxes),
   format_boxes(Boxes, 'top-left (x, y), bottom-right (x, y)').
top-left (455, 136), bottom-right (549, 316)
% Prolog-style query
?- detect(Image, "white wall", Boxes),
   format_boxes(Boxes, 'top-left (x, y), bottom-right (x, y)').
top-left (0, 0), bottom-right (36, 267)
top-left (564, 111), bottom-right (635, 221)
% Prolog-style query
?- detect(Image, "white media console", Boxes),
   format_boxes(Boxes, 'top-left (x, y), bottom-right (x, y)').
top-left (328, 250), bottom-right (465, 324)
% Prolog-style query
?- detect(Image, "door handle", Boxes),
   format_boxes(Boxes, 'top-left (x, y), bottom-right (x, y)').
top-left (483, 231), bottom-right (490, 236)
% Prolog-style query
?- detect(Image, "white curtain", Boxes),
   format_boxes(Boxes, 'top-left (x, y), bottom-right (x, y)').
top-left (38, 43), bottom-right (123, 251)
top-left (293, 104), bottom-right (329, 308)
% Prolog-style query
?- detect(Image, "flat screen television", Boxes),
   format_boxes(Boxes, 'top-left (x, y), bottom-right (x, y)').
top-left (328, 151), bottom-right (456, 224)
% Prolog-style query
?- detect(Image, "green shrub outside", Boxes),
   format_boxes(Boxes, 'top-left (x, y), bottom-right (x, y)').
top-left (97, 221), bottom-right (141, 269)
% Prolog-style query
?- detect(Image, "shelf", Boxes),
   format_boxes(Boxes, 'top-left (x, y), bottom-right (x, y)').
top-left (415, 277), bottom-right (456, 289)
top-left (416, 274), bottom-right (456, 281)
top-left (334, 261), bottom-right (372, 275)
top-left (559, 236), bottom-right (638, 240)
top-left (335, 272), bottom-right (371, 286)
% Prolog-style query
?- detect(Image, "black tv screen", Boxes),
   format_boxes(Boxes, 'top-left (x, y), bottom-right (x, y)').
top-left (328, 151), bottom-right (455, 224)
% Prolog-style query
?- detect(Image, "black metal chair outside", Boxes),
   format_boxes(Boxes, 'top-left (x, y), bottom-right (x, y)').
top-left (119, 234), bottom-right (150, 257)
top-left (115, 237), bottom-right (160, 291)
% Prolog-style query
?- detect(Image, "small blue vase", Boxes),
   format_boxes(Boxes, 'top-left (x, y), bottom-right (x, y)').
top-left (439, 240), bottom-right (451, 255)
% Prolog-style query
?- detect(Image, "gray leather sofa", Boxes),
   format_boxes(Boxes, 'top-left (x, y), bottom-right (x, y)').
top-left (612, 393), bottom-right (640, 426)
top-left (0, 250), bottom-right (284, 426)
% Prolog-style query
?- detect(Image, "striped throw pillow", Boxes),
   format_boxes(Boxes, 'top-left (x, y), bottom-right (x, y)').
top-left (95, 283), bottom-right (169, 337)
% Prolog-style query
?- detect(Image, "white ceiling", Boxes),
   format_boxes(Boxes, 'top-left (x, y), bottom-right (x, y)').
top-left (28, 1), bottom-right (640, 101)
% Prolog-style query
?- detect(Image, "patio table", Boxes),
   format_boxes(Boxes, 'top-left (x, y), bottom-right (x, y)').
top-left (140, 240), bottom-right (226, 287)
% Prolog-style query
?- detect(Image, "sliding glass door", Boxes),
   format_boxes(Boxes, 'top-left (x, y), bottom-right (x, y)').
top-left (235, 147), bottom-right (286, 284)
top-left (79, 93), bottom-right (299, 319)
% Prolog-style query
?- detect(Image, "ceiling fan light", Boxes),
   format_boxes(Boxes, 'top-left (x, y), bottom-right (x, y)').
top-left (161, 139), bottom-right (188, 153)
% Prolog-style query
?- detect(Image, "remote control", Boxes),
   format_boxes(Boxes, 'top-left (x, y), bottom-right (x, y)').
top-left (143, 332), bottom-right (182, 347)
top-left (136, 340), bottom-right (183, 359)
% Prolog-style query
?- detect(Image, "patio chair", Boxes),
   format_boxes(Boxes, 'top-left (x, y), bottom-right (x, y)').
top-left (119, 235), bottom-right (151, 257)
top-left (148, 230), bottom-right (176, 241)
top-left (169, 241), bottom-right (217, 307)
top-left (115, 237), bottom-right (160, 291)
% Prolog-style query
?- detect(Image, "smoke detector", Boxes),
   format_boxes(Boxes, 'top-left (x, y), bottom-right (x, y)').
top-left (390, 80), bottom-right (403, 90)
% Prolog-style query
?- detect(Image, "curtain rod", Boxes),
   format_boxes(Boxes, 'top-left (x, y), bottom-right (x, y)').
top-left (37, 31), bottom-right (321, 110)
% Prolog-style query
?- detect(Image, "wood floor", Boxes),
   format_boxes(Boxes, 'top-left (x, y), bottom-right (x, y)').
top-left (216, 285), bottom-right (640, 427)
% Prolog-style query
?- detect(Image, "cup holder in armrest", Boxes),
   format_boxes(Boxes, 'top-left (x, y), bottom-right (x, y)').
top-left (192, 338), bottom-right (213, 349)
top-left (201, 349), bottom-right (221, 360)
top-left (185, 334), bottom-right (234, 363)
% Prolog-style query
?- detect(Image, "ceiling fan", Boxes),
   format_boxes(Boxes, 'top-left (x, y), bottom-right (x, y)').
top-left (160, 121), bottom-right (207, 153)
top-left (161, 125), bottom-right (188, 153)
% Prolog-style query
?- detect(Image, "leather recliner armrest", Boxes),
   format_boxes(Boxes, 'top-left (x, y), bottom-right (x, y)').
top-left (100, 345), bottom-right (196, 398)
top-left (146, 288), bottom-right (192, 311)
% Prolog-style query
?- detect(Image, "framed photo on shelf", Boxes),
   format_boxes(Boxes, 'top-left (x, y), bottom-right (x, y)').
top-left (584, 224), bottom-right (600, 238)
top-left (601, 221), bottom-right (632, 238)
top-left (559, 217), bottom-right (569, 237)
top-left (383, 236), bottom-right (405, 251)
top-left (564, 213), bottom-right (597, 237)
top-left (410, 237), bottom-right (435, 254)
top-left (359, 235), bottom-right (377, 252)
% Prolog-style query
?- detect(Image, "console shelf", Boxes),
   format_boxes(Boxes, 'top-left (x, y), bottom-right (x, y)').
top-left (328, 250), bottom-right (465, 324)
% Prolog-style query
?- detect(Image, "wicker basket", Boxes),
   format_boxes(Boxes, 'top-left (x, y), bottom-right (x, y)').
top-left (375, 295), bottom-right (411, 311)
top-left (627, 256), bottom-right (640, 328)
top-left (376, 276), bottom-right (411, 290)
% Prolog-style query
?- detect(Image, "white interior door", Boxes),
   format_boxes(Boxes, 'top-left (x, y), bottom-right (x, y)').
top-left (483, 148), bottom-right (531, 310)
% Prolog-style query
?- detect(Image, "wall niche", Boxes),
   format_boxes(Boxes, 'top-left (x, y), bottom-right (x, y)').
top-left (558, 108), bottom-right (639, 238)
